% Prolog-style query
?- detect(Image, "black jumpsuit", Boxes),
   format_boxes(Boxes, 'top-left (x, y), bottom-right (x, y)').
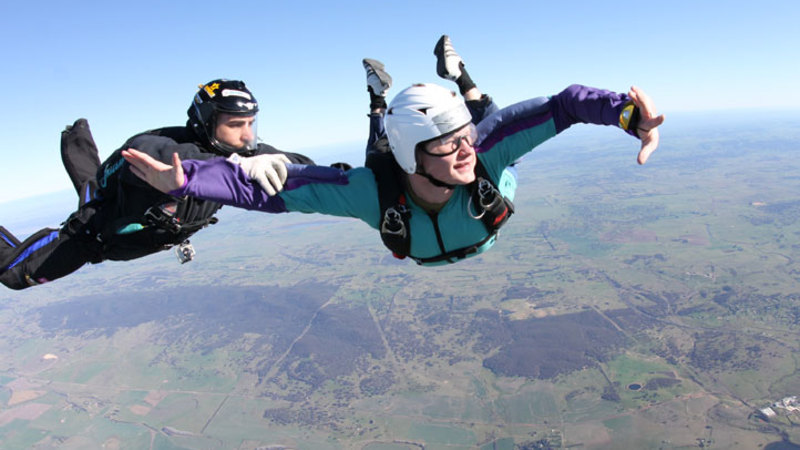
top-left (0, 123), bottom-right (312, 290)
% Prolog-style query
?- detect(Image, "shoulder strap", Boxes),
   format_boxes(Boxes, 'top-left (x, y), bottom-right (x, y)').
top-left (471, 160), bottom-right (515, 232)
top-left (368, 143), bottom-right (412, 259)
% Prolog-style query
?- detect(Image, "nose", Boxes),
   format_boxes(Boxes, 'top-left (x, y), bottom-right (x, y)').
top-left (455, 138), bottom-right (474, 157)
top-left (242, 123), bottom-right (255, 143)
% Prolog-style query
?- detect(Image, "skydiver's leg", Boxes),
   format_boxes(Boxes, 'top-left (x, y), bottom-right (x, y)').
top-left (433, 34), bottom-right (522, 168)
top-left (0, 206), bottom-right (102, 290)
top-left (61, 118), bottom-right (101, 207)
top-left (0, 227), bottom-right (93, 290)
top-left (434, 35), bottom-right (499, 124)
top-left (0, 226), bottom-right (21, 274)
top-left (0, 227), bottom-right (22, 286)
top-left (363, 59), bottom-right (393, 165)
top-left (364, 58), bottom-right (392, 113)
top-left (465, 94), bottom-right (499, 124)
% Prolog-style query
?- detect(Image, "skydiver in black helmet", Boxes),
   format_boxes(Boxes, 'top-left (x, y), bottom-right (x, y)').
top-left (0, 79), bottom-right (313, 290)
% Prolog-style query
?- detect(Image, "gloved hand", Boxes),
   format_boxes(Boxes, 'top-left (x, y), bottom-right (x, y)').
top-left (230, 153), bottom-right (291, 196)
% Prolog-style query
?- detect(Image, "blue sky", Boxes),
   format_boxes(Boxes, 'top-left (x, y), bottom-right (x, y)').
top-left (0, 0), bottom-right (798, 204)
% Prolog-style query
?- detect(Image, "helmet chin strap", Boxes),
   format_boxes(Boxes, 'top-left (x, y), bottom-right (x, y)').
top-left (416, 169), bottom-right (457, 190)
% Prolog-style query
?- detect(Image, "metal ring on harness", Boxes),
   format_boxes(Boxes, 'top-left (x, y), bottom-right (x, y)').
top-left (467, 195), bottom-right (485, 220)
top-left (467, 179), bottom-right (495, 220)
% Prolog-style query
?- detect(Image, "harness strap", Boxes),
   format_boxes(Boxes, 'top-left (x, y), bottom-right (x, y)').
top-left (408, 230), bottom-right (497, 265)
top-left (379, 195), bottom-right (410, 259)
top-left (96, 200), bottom-right (218, 249)
top-left (472, 177), bottom-right (514, 232)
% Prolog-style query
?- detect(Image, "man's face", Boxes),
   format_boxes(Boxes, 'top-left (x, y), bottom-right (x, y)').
top-left (214, 113), bottom-right (256, 150)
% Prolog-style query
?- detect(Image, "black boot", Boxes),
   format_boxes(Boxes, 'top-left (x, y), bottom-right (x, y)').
top-left (61, 118), bottom-right (101, 202)
top-left (0, 226), bottom-right (20, 265)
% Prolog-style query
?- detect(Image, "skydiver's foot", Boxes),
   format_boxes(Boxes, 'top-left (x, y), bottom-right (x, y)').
top-left (363, 58), bottom-right (392, 97)
top-left (0, 226), bottom-right (20, 250)
top-left (434, 35), bottom-right (464, 81)
top-left (64, 118), bottom-right (90, 133)
top-left (0, 226), bottom-right (19, 271)
top-left (434, 35), bottom-right (477, 95)
top-left (61, 117), bottom-right (101, 197)
top-left (363, 58), bottom-right (391, 112)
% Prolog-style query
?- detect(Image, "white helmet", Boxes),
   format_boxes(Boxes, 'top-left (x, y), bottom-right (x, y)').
top-left (384, 83), bottom-right (472, 174)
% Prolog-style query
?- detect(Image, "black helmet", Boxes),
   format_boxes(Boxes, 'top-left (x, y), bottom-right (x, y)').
top-left (187, 79), bottom-right (259, 155)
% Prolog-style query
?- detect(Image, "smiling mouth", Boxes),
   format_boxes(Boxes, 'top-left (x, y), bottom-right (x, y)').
top-left (453, 158), bottom-right (474, 171)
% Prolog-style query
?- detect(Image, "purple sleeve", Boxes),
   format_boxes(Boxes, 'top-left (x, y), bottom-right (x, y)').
top-left (169, 158), bottom-right (287, 212)
top-left (167, 159), bottom-right (349, 214)
top-left (549, 84), bottom-right (638, 138)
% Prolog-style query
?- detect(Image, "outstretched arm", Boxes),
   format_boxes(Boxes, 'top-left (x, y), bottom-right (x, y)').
top-left (547, 84), bottom-right (665, 164)
top-left (121, 148), bottom-right (350, 214)
top-left (123, 149), bottom-right (294, 196)
top-left (122, 148), bottom-right (287, 212)
top-left (477, 85), bottom-right (665, 172)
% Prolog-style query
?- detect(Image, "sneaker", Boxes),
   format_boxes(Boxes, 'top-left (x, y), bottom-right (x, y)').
top-left (434, 35), bottom-right (463, 81)
top-left (363, 58), bottom-right (392, 97)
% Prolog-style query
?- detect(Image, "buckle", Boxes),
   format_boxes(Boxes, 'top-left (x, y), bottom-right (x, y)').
top-left (381, 206), bottom-right (407, 237)
top-left (477, 179), bottom-right (497, 208)
top-left (144, 204), bottom-right (181, 233)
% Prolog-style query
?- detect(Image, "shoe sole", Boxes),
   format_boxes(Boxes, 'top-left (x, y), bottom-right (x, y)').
top-left (363, 58), bottom-right (392, 87)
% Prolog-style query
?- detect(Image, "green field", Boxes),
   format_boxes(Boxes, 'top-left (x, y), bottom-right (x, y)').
top-left (1, 113), bottom-right (800, 448)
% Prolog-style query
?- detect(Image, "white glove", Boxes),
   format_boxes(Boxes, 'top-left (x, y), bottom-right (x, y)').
top-left (229, 153), bottom-right (291, 196)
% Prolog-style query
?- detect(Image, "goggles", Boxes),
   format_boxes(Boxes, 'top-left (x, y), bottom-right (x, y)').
top-left (419, 123), bottom-right (477, 157)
